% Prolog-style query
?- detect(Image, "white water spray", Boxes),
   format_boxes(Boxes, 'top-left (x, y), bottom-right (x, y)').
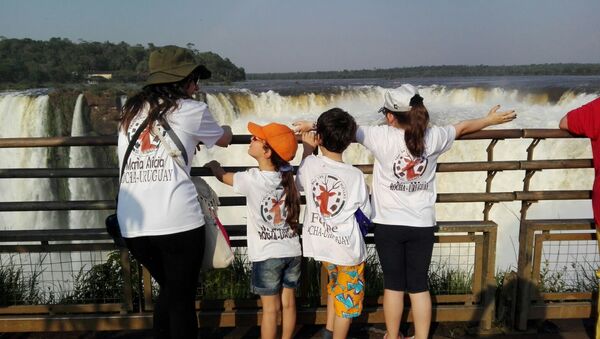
top-left (197, 85), bottom-right (597, 269)
top-left (0, 93), bottom-right (59, 230)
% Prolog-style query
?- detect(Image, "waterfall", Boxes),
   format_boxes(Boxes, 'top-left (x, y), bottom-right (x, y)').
top-left (1, 83), bottom-right (598, 270)
top-left (0, 92), bottom-right (60, 230)
top-left (68, 93), bottom-right (110, 229)
top-left (198, 85), bottom-right (598, 269)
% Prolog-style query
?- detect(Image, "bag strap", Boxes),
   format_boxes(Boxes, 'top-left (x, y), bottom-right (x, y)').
top-left (151, 120), bottom-right (220, 211)
top-left (119, 116), bottom-right (152, 184)
top-left (159, 116), bottom-right (188, 166)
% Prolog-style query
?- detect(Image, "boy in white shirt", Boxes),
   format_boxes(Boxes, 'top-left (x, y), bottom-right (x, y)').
top-left (295, 108), bottom-right (372, 339)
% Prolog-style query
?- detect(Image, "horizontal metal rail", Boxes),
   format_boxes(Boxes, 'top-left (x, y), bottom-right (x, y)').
top-left (0, 129), bottom-right (584, 149)
top-left (0, 158), bottom-right (592, 179)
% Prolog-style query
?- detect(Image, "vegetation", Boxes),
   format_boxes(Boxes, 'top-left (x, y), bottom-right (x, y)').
top-left (198, 248), bottom-right (254, 300)
top-left (0, 37), bottom-right (245, 88)
top-left (249, 63), bottom-right (600, 80)
top-left (61, 251), bottom-right (138, 304)
top-left (0, 256), bottom-right (43, 305)
top-left (538, 260), bottom-right (598, 293)
top-left (2, 247), bottom-right (597, 327)
top-left (429, 262), bottom-right (473, 295)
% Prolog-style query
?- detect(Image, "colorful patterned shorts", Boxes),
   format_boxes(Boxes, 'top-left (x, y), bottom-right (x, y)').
top-left (324, 261), bottom-right (365, 319)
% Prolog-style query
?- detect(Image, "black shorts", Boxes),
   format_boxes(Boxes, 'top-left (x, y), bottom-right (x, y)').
top-left (374, 223), bottom-right (435, 293)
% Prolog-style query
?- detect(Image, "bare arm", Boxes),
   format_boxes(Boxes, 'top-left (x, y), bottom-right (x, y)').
top-left (214, 125), bottom-right (233, 147)
top-left (204, 160), bottom-right (234, 186)
top-left (301, 132), bottom-right (318, 159)
top-left (558, 115), bottom-right (569, 130)
top-left (453, 105), bottom-right (516, 138)
top-left (292, 120), bottom-right (316, 134)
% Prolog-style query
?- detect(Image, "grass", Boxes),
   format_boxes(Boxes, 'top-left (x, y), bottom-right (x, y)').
top-left (428, 262), bottom-right (473, 295)
top-left (2, 247), bottom-right (597, 312)
top-left (0, 256), bottom-right (43, 306)
top-left (198, 248), bottom-right (254, 300)
top-left (60, 251), bottom-right (137, 304)
top-left (538, 259), bottom-right (599, 293)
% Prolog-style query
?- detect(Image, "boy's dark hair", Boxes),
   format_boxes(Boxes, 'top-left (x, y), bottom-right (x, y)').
top-left (316, 108), bottom-right (357, 153)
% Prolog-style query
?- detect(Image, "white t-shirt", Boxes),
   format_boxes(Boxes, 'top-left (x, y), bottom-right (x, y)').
top-left (233, 169), bottom-right (302, 262)
top-left (117, 99), bottom-right (224, 237)
top-left (296, 155), bottom-right (371, 266)
top-left (356, 125), bottom-right (456, 227)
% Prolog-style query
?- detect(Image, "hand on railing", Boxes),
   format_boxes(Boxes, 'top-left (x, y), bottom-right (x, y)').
top-left (292, 120), bottom-right (316, 134)
top-left (486, 105), bottom-right (517, 125)
top-left (454, 105), bottom-right (517, 138)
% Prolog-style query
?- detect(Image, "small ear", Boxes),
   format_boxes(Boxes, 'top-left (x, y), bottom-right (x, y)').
top-left (264, 147), bottom-right (273, 159)
top-left (385, 112), bottom-right (395, 124)
top-left (315, 134), bottom-right (323, 145)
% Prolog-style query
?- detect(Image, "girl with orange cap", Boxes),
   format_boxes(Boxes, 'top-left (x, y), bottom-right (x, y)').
top-left (206, 122), bottom-right (301, 339)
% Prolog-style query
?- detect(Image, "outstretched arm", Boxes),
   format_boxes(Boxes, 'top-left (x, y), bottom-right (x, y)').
top-left (453, 105), bottom-right (516, 138)
top-left (204, 160), bottom-right (234, 186)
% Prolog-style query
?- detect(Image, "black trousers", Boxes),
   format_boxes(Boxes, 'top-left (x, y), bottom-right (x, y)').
top-left (374, 223), bottom-right (434, 293)
top-left (125, 226), bottom-right (205, 339)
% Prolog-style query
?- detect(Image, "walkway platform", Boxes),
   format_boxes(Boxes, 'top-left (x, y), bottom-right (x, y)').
top-left (0, 319), bottom-right (594, 338)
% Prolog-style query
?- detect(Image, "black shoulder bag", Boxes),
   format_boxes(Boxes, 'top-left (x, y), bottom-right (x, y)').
top-left (105, 116), bottom-right (151, 247)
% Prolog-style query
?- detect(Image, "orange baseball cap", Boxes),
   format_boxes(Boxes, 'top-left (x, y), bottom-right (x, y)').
top-left (248, 122), bottom-right (298, 162)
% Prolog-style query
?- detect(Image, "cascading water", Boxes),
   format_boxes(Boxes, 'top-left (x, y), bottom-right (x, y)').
top-left (66, 93), bottom-right (112, 278)
top-left (68, 93), bottom-right (111, 229)
top-left (0, 91), bottom-right (67, 296)
top-left (1, 80), bottom-right (598, 271)
top-left (0, 92), bottom-right (59, 230)
top-left (197, 84), bottom-right (598, 269)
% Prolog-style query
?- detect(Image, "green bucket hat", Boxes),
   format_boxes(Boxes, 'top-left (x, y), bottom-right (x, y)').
top-left (147, 45), bottom-right (211, 85)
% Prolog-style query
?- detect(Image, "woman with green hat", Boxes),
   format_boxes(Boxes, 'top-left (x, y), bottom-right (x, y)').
top-left (117, 45), bottom-right (232, 339)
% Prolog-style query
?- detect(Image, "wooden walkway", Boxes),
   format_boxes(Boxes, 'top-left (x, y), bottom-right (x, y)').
top-left (0, 320), bottom-right (594, 338)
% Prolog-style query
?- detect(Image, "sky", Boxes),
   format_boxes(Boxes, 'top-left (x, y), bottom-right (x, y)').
top-left (1, 0), bottom-right (599, 73)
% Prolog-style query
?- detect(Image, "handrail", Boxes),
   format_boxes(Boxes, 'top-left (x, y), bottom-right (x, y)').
top-left (0, 129), bottom-right (583, 149)
top-left (0, 158), bottom-right (592, 179)
top-left (0, 135), bottom-right (252, 148)
top-left (522, 129), bottom-right (577, 139)
top-left (0, 220), bottom-right (498, 243)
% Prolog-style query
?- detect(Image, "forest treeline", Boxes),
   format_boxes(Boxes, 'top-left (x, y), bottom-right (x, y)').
top-left (249, 64), bottom-right (600, 80)
top-left (0, 37), bottom-right (246, 86)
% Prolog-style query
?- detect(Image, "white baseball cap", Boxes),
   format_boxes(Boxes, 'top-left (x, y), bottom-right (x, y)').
top-left (379, 84), bottom-right (419, 113)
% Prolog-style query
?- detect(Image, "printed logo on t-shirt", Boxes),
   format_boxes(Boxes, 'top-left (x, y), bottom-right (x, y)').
top-left (310, 174), bottom-right (347, 219)
top-left (388, 150), bottom-right (429, 192)
top-left (121, 117), bottom-right (173, 184)
top-left (256, 188), bottom-right (298, 241)
top-left (392, 151), bottom-right (428, 181)
top-left (259, 189), bottom-right (288, 228)
top-left (128, 117), bottom-right (165, 157)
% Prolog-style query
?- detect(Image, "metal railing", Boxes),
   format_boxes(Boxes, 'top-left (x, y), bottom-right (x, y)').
top-left (0, 129), bottom-right (597, 333)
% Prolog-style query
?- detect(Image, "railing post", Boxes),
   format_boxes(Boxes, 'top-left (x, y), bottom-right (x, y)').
top-left (515, 138), bottom-right (541, 330)
top-left (480, 226), bottom-right (497, 330)
top-left (320, 264), bottom-right (328, 306)
top-left (483, 139), bottom-right (499, 220)
top-left (142, 266), bottom-right (154, 311)
top-left (120, 248), bottom-right (134, 313)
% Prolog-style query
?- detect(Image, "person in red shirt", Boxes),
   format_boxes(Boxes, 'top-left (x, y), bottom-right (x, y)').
top-left (559, 97), bottom-right (600, 339)
top-left (559, 97), bottom-right (600, 238)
